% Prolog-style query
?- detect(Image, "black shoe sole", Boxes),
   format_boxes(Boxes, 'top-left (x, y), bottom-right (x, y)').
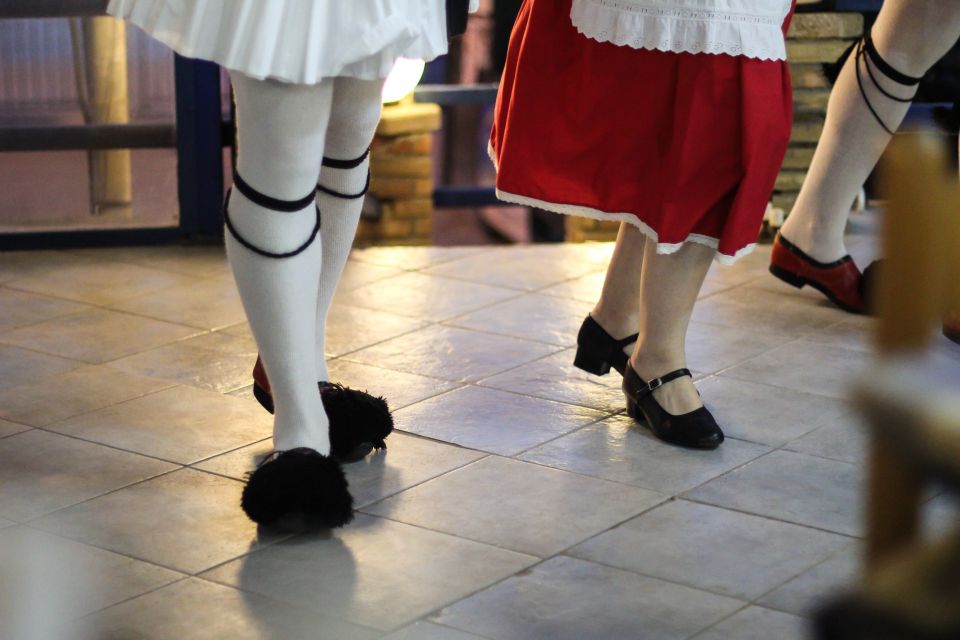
top-left (625, 397), bottom-right (722, 451)
top-left (769, 264), bottom-right (865, 315)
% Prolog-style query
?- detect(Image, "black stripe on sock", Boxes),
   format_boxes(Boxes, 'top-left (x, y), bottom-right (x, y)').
top-left (317, 171), bottom-right (371, 200)
top-left (233, 172), bottom-right (316, 212)
top-left (322, 149), bottom-right (370, 170)
top-left (223, 190), bottom-right (321, 259)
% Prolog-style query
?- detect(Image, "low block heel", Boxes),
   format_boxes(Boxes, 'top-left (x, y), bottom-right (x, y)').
top-left (769, 264), bottom-right (806, 289)
top-left (625, 398), bottom-right (645, 423)
top-left (573, 347), bottom-right (612, 376)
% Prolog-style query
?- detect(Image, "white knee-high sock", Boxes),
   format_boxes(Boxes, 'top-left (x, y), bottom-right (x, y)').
top-left (227, 72), bottom-right (334, 454)
top-left (315, 77), bottom-right (384, 381)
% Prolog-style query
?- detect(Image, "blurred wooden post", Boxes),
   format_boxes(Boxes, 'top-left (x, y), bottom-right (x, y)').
top-left (72, 16), bottom-right (132, 216)
top-left (865, 132), bottom-right (956, 570)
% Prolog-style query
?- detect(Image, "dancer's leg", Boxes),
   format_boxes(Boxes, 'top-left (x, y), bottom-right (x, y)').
top-left (630, 240), bottom-right (715, 414)
top-left (591, 223), bottom-right (646, 347)
top-left (314, 77), bottom-right (384, 380)
top-left (227, 73), bottom-right (333, 454)
top-left (780, 0), bottom-right (960, 262)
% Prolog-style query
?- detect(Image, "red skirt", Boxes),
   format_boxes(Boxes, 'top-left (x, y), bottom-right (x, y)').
top-left (490, 0), bottom-right (795, 263)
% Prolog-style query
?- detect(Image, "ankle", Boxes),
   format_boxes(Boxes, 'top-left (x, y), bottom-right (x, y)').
top-left (591, 303), bottom-right (638, 340)
top-left (780, 215), bottom-right (848, 263)
top-left (629, 349), bottom-right (686, 380)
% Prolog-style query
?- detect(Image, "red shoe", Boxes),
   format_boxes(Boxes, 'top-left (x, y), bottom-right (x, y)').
top-left (769, 233), bottom-right (867, 314)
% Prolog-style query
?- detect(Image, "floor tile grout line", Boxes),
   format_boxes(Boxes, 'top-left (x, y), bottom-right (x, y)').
top-left (745, 538), bottom-right (861, 612)
top-left (72, 575), bottom-right (194, 623)
top-left (678, 494), bottom-right (863, 539)
top-left (2, 378), bottom-right (181, 434)
top-left (684, 601), bottom-right (757, 640)
top-left (20, 465), bottom-right (188, 526)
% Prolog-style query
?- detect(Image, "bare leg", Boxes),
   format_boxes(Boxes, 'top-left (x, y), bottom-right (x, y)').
top-left (591, 223), bottom-right (645, 346)
top-left (779, 0), bottom-right (960, 262)
top-left (630, 239), bottom-right (715, 414)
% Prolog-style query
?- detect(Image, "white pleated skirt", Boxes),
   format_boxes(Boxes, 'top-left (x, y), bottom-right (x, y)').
top-left (107, 0), bottom-right (450, 84)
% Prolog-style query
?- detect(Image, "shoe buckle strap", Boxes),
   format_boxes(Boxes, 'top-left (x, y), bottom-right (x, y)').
top-left (643, 368), bottom-right (693, 395)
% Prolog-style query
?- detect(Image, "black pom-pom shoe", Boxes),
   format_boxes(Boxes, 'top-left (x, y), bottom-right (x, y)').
top-left (241, 448), bottom-right (354, 528)
top-left (252, 358), bottom-right (393, 463)
top-left (573, 315), bottom-right (639, 377)
top-left (623, 365), bottom-right (724, 450)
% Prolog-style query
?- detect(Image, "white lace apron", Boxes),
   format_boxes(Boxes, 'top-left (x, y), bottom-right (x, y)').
top-left (571, 0), bottom-right (794, 61)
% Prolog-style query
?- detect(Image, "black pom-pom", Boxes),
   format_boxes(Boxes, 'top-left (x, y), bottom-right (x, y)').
top-left (859, 259), bottom-right (883, 315)
top-left (241, 448), bottom-right (354, 528)
top-left (321, 385), bottom-right (394, 462)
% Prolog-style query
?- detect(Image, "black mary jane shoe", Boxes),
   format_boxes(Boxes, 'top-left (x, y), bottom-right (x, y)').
top-left (252, 359), bottom-right (393, 463)
top-left (241, 448), bottom-right (354, 528)
top-left (573, 315), bottom-right (639, 377)
top-left (622, 365), bottom-right (724, 450)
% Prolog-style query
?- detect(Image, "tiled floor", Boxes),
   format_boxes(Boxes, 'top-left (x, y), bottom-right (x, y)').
top-left (1, 232), bottom-right (958, 640)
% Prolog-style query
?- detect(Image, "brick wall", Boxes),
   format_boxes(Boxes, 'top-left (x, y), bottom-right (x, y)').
top-left (355, 101), bottom-right (441, 246)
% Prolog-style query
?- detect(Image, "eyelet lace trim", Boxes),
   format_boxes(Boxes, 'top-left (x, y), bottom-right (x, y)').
top-left (571, 0), bottom-right (792, 61)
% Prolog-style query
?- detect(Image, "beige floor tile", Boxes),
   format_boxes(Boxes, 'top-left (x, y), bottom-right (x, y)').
top-left (692, 286), bottom-right (845, 337)
top-left (108, 331), bottom-right (259, 394)
top-left (337, 272), bottom-right (519, 321)
top-left (109, 275), bottom-right (246, 330)
top-left (801, 315), bottom-right (875, 353)
top-left (327, 359), bottom-right (461, 410)
top-left (350, 246), bottom-right (486, 271)
top-left (337, 260), bottom-right (407, 291)
top-left (720, 339), bottom-right (871, 399)
top-left (0, 250), bottom-right (94, 285)
top-left (0, 419), bottom-right (30, 439)
top-left (65, 245), bottom-right (231, 278)
top-left (347, 324), bottom-right (558, 383)
top-left (48, 385), bottom-right (271, 464)
top-left (422, 248), bottom-right (600, 292)
top-left (85, 578), bottom-right (379, 640)
top-left (0, 344), bottom-right (83, 386)
top-left (365, 456), bottom-right (665, 557)
top-left (0, 364), bottom-right (173, 427)
top-left (202, 514), bottom-right (537, 631)
top-left (0, 430), bottom-right (176, 521)
top-left (194, 432), bottom-right (485, 508)
top-left (757, 544), bottom-right (860, 616)
top-left (381, 621), bottom-right (488, 640)
top-left (324, 303), bottom-right (430, 357)
top-left (520, 414), bottom-right (770, 495)
top-left (538, 271), bottom-right (606, 303)
top-left (570, 500), bottom-right (849, 600)
top-left (0, 287), bottom-right (90, 332)
top-left (686, 450), bottom-right (864, 536)
top-left (0, 308), bottom-right (200, 364)
top-left (394, 385), bottom-right (606, 456)
top-left (696, 376), bottom-right (850, 446)
top-left (0, 527), bottom-right (183, 624)
top-left (7, 260), bottom-right (199, 306)
top-left (36, 468), bottom-right (279, 574)
top-left (448, 293), bottom-right (594, 347)
top-left (478, 348), bottom-right (624, 411)
top-left (694, 606), bottom-right (809, 640)
top-left (784, 412), bottom-right (867, 464)
top-left (433, 556), bottom-right (745, 640)
top-left (685, 322), bottom-right (786, 375)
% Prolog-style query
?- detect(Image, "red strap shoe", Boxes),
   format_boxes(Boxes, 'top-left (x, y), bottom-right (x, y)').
top-left (769, 233), bottom-right (867, 314)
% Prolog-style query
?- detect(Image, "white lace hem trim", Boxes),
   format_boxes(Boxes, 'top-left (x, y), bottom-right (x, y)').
top-left (570, 0), bottom-right (791, 61)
